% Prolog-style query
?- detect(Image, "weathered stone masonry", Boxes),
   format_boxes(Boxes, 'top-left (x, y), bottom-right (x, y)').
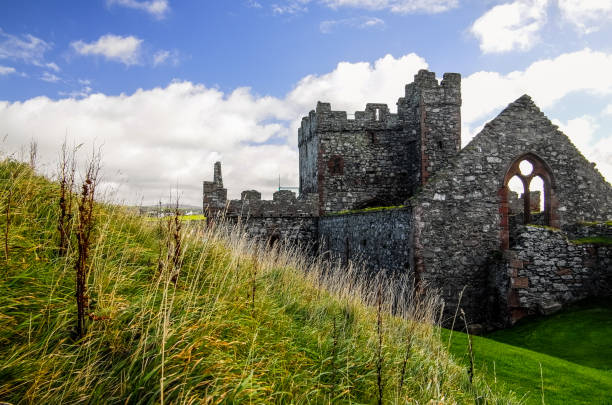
top-left (501, 226), bottom-right (611, 321)
top-left (204, 69), bottom-right (612, 330)
top-left (298, 70), bottom-right (461, 215)
top-left (318, 208), bottom-right (413, 279)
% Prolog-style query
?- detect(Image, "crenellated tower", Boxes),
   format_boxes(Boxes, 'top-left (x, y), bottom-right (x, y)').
top-left (298, 69), bottom-right (462, 214)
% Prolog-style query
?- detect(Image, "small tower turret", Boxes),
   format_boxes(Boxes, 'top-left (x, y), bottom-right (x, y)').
top-left (203, 161), bottom-right (227, 220)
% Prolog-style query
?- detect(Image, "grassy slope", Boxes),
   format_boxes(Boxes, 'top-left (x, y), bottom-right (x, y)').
top-left (442, 304), bottom-right (612, 404)
top-left (486, 300), bottom-right (612, 370)
top-left (0, 159), bottom-right (512, 404)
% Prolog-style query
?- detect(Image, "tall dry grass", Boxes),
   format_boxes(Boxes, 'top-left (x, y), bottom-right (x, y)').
top-left (0, 156), bottom-right (516, 404)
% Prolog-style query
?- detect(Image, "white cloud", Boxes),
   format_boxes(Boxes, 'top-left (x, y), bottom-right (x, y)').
top-left (71, 34), bottom-right (143, 66)
top-left (604, 104), bottom-right (612, 115)
top-left (46, 62), bottom-right (60, 72)
top-left (462, 48), bottom-right (612, 125)
top-left (1, 51), bottom-right (610, 206)
top-left (107, 0), bottom-right (170, 19)
top-left (41, 72), bottom-right (61, 83)
top-left (0, 65), bottom-right (16, 75)
top-left (322, 0), bottom-right (458, 13)
top-left (272, 0), bottom-right (310, 14)
top-left (470, 0), bottom-right (549, 53)
top-left (247, 0), bottom-right (263, 8)
top-left (552, 116), bottom-right (612, 183)
top-left (0, 53), bottom-right (427, 205)
top-left (270, 0), bottom-right (456, 14)
top-left (557, 0), bottom-right (612, 33)
top-left (320, 16), bottom-right (385, 33)
top-left (0, 29), bottom-right (53, 65)
top-left (58, 79), bottom-right (93, 99)
top-left (153, 50), bottom-right (170, 66)
top-left (153, 49), bottom-right (179, 66)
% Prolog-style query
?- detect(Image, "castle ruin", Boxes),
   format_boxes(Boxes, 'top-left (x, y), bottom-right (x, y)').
top-left (203, 69), bottom-right (612, 331)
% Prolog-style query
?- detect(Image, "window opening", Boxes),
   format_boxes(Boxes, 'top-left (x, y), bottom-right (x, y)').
top-left (501, 154), bottom-right (557, 250)
top-left (519, 160), bottom-right (533, 176)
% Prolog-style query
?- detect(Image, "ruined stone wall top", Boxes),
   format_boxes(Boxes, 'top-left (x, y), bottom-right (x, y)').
top-left (227, 190), bottom-right (319, 218)
top-left (299, 101), bottom-right (402, 138)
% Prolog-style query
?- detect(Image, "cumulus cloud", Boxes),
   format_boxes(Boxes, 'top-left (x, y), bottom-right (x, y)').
top-left (470, 0), bottom-right (549, 53)
top-left (0, 65), bottom-right (16, 75)
top-left (71, 34), bottom-right (143, 66)
top-left (107, 0), bottom-right (170, 19)
top-left (557, 0), bottom-right (612, 33)
top-left (462, 49), bottom-right (612, 125)
top-left (320, 16), bottom-right (385, 33)
top-left (1, 51), bottom-right (611, 206)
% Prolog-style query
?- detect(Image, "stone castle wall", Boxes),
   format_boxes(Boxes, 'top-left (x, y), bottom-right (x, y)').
top-left (501, 226), bottom-right (611, 322)
top-left (300, 102), bottom-right (418, 214)
top-left (318, 207), bottom-right (413, 279)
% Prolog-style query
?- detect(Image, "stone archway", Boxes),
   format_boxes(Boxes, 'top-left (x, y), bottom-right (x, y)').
top-left (499, 153), bottom-right (559, 250)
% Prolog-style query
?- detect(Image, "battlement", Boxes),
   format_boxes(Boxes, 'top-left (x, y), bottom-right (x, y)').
top-left (399, 70), bottom-right (461, 109)
top-left (228, 190), bottom-right (318, 218)
top-left (298, 69), bottom-right (462, 212)
top-left (299, 101), bottom-right (401, 136)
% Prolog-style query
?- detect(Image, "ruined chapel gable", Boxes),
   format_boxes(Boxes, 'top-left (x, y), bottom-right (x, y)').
top-left (413, 94), bottom-right (612, 326)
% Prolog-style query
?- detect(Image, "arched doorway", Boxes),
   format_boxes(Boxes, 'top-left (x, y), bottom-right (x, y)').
top-left (500, 153), bottom-right (558, 249)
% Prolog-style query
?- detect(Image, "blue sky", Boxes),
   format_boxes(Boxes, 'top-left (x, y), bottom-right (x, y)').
top-left (1, 0), bottom-right (612, 206)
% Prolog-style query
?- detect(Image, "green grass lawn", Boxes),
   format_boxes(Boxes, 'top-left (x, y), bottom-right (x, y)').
top-left (442, 301), bottom-right (612, 404)
top-left (487, 300), bottom-right (612, 370)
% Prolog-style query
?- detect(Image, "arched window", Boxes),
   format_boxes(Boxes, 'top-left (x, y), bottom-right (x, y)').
top-left (500, 153), bottom-right (558, 249)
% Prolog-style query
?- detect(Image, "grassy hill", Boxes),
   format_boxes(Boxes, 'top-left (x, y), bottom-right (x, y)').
top-left (0, 159), bottom-right (513, 403)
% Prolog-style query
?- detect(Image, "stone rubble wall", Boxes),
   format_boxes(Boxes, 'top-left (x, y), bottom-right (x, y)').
top-left (508, 191), bottom-right (541, 214)
top-left (238, 216), bottom-right (319, 248)
top-left (318, 207), bottom-right (414, 279)
top-left (563, 222), bottom-right (612, 240)
top-left (502, 226), bottom-right (612, 322)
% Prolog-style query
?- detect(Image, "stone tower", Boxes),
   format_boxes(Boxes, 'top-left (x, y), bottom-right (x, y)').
top-left (298, 69), bottom-right (462, 214)
top-left (203, 161), bottom-right (227, 218)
